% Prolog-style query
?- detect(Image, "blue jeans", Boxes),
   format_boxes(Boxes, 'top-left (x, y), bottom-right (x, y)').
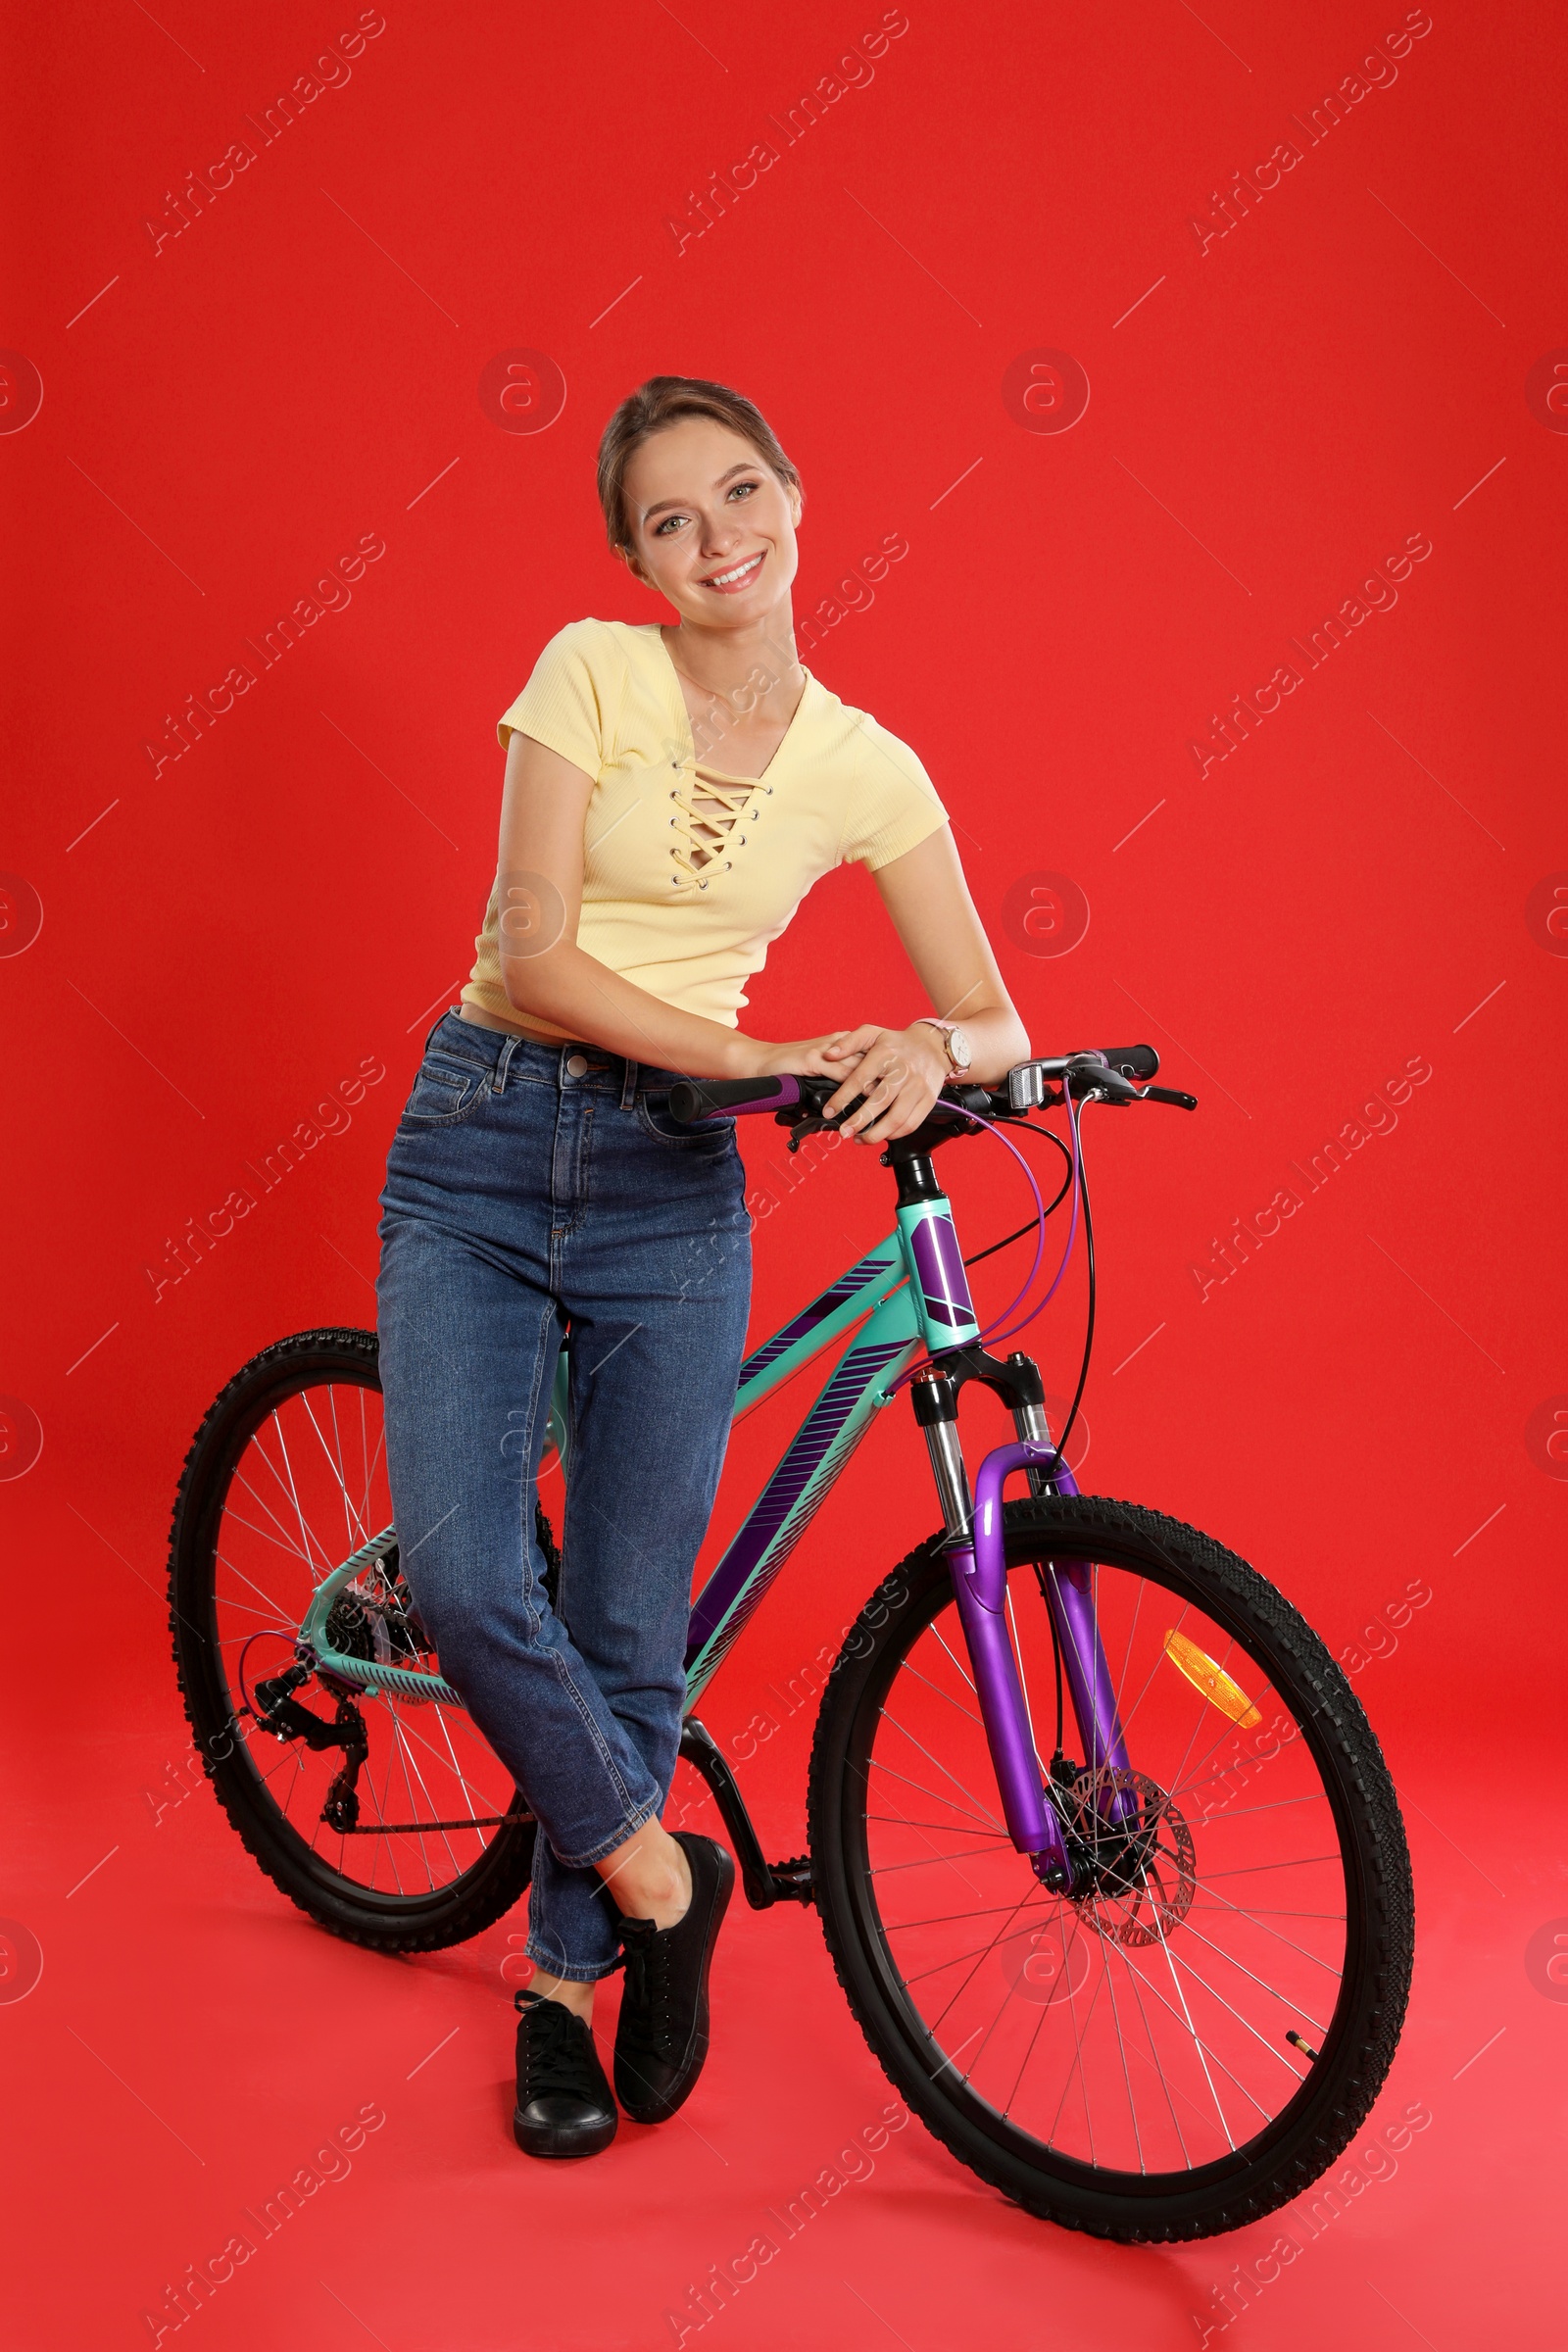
top-left (375, 1011), bottom-right (752, 1979)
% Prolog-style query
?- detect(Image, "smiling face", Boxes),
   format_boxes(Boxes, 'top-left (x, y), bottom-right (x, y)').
top-left (620, 415), bottom-right (803, 629)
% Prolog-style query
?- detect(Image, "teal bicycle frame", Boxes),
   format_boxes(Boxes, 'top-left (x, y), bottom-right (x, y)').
top-left (297, 1193), bottom-right (980, 1719)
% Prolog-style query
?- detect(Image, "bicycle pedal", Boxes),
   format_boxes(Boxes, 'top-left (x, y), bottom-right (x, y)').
top-left (765, 1855), bottom-right (815, 1905)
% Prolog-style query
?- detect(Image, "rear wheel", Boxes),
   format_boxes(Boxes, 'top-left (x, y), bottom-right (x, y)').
top-left (168, 1328), bottom-right (536, 1952)
top-left (808, 1493), bottom-right (1413, 2240)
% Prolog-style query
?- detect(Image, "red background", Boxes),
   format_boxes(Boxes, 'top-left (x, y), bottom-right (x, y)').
top-left (2, 2), bottom-right (1563, 2344)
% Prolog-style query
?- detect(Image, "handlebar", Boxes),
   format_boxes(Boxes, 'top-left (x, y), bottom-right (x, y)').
top-left (666, 1045), bottom-right (1198, 1131)
top-left (667, 1073), bottom-right (808, 1119)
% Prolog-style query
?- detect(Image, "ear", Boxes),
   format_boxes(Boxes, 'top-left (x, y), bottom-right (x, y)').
top-left (790, 485), bottom-right (805, 527)
top-left (618, 543), bottom-right (652, 590)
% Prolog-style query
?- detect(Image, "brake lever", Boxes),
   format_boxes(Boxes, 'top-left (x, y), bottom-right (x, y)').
top-left (777, 1084), bottom-right (871, 1151)
top-left (1070, 1065), bottom-right (1140, 1104)
top-left (1140, 1085), bottom-right (1199, 1110)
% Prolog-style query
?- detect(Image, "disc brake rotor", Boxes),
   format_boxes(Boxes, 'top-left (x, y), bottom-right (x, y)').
top-left (1065, 1765), bottom-right (1196, 1947)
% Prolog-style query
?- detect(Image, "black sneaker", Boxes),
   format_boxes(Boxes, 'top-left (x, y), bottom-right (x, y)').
top-left (613, 1832), bottom-right (735, 2125)
top-left (513, 1989), bottom-right (617, 2158)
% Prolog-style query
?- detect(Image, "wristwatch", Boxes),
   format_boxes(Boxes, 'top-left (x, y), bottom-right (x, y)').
top-left (915, 1018), bottom-right (973, 1075)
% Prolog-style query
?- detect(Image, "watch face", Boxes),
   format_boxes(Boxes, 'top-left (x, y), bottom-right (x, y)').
top-left (948, 1025), bottom-right (973, 1069)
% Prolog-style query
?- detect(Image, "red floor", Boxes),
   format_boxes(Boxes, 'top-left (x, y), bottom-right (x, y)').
top-left (3, 1476), bottom-right (1556, 2352)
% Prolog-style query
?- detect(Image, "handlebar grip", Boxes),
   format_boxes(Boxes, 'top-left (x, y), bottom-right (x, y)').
top-left (1099, 1044), bottom-right (1159, 1081)
top-left (666, 1075), bottom-right (804, 1124)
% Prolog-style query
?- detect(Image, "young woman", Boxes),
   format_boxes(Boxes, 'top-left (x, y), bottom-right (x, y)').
top-left (375, 375), bottom-right (1029, 2159)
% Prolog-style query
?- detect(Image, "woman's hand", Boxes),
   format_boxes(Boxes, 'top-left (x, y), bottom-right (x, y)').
top-left (819, 1023), bottom-right (949, 1145)
top-left (747, 1032), bottom-right (866, 1082)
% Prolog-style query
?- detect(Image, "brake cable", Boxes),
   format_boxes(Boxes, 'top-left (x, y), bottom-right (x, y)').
top-left (1041, 1090), bottom-right (1097, 1471)
top-left (886, 1083), bottom-right (1102, 1447)
top-left (884, 1092), bottom-right (1079, 1395)
top-left (971, 1086), bottom-right (1099, 1469)
top-left (961, 1125), bottom-right (1073, 1270)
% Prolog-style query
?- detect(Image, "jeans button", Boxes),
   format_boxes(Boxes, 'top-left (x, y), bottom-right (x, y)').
top-left (565, 1053), bottom-right (589, 1078)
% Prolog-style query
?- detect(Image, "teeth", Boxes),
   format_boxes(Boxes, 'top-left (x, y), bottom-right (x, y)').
top-left (709, 556), bottom-right (760, 586)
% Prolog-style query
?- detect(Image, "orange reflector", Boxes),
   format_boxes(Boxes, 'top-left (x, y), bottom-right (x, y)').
top-left (1163, 1630), bottom-right (1260, 1728)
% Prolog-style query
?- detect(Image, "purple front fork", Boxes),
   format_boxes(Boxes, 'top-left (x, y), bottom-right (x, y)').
top-left (947, 1440), bottom-right (1132, 1887)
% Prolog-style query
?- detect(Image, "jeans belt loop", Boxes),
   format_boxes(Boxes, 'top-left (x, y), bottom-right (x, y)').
top-left (493, 1034), bottom-right (517, 1094)
top-left (619, 1058), bottom-right (639, 1111)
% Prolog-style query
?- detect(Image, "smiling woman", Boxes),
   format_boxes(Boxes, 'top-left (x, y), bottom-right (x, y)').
top-left (374, 370), bottom-right (1028, 2164)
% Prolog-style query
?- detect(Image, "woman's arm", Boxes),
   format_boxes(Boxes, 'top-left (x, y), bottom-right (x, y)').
top-left (493, 729), bottom-right (859, 1082)
top-left (820, 824), bottom-right (1032, 1143)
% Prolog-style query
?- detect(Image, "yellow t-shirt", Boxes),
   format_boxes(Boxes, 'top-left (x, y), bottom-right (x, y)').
top-left (462, 618), bottom-right (949, 1033)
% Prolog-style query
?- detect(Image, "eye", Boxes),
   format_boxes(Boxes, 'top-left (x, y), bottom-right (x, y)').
top-left (727, 479), bottom-right (760, 502)
top-left (653, 513), bottom-right (689, 537)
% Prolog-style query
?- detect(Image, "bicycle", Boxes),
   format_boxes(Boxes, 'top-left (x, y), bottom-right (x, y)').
top-left (167, 1042), bottom-right (1413, 2241)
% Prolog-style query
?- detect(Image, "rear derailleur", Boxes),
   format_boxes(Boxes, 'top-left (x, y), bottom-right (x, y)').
top-left (252, 1664), bottom-right (369, 1833)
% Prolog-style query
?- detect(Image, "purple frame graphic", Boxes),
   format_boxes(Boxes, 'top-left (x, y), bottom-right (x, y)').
top-left (906, 1210), bottom-right (978, 1334)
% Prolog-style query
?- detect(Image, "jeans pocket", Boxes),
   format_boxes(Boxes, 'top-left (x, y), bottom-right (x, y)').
top-left (399, 1052), bottom-right (491, 1127)
top-left (635, 1092), bottom-right (737, 1149)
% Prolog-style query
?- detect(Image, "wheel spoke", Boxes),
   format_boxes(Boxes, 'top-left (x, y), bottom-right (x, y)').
top-left (265, 1413), bottom-right (330, 1578)
top-left (860, 1756), bottom-right (1004, 1836)
top-left (1044, 1950), bottom-right (1107, 2164)
top-left (1097, 1925), bottom-right (1147, 2173)
top-left (1180, 1793), bottom-right (1331, 1821)
top-left (217, 1500), bottom-right (318, 1572)
top-left (900, 1900), bottom-right (1054, 1989)
top-left (301, 1388), bottom-right (375, 1552)
top-left (1000, 1906), bottom-right (1087, 2123)
top-left (927, 1881), bottom-right (1052, 2031)
top-left (1185, 1878), bottom-right (1346, 1973)
top-left (214, 1548), bottom-right (301, 1629)
top-left (875, 1708), bottom-right (1007, 1834)
top-left (1168, 1912), bottom-right (1334, 2037)
top-left (1115, 1939), bottom-right (1194, 2167)
top-left (898, 1655), bottom-right (984, 1733)
top-left (868, 1841), bottom-right (1015, 1876)
top-left (884, 1897), bottom-right (1062, 1935)
top-left (240, 1431), bottom-right (326, 1575)
top-left (863, 1815), bottom-right (1013, 1839)
top-left (926, 1622), bottom-right (978, 1697)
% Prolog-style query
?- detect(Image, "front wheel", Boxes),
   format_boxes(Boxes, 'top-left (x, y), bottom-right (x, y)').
top-left (808, 1494), bottom-right (1413, 2240)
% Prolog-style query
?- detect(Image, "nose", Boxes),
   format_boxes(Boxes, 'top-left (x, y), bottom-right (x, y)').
top-left (698, 511), bottom-right (741, 559)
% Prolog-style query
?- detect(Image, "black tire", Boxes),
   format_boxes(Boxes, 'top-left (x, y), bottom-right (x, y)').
top-left (808, 1493), bottom-right (1414, 2241)
top-left (168, 1327), bottom-right (536, 1953)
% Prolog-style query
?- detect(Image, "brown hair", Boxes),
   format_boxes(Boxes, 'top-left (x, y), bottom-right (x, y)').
top-left (597, 375), bottom-right (802, 552)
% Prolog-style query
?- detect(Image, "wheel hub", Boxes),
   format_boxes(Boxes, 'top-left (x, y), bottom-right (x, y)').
top-left (322, 1550), bottom-right (430, 1687)
top-left (1062, 1765), bottom-right (1196, 1945)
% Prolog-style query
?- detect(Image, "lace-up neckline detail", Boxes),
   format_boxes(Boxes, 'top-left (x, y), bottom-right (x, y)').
top-left (660, 630), bottom-right (808, 895)
top-left (667, 764), bottom-right (773, 893)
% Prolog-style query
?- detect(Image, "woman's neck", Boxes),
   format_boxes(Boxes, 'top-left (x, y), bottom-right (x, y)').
top-left (662, 600), bottom-right (804, 709)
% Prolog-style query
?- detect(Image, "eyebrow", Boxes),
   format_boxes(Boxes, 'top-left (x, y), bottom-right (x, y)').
top-left (640, 463), bottom-right (757, 523)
